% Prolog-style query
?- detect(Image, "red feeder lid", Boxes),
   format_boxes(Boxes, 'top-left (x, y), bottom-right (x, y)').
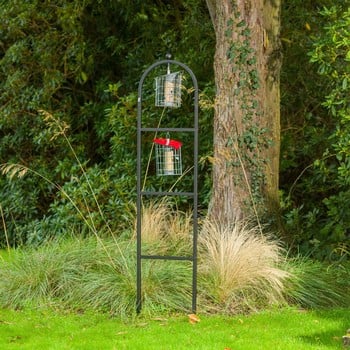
top-left (153, 138), bottom-right (182, 150)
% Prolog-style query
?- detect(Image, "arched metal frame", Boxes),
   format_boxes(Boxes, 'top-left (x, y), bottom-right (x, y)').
top-left (136, 59), bottom-right (199, 314)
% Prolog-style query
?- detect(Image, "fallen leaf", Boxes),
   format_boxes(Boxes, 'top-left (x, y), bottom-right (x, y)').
top-left (152, 317), bottom-right (168, 322)
top-left (9, 335), bottom-right (22, 343)
top-left (0, 320), bottom-right (12, 325)
top-left (297, 309), bottom-right (308, 313)
top-left (188, 314), bottom-right (200, 324)
top-left (136, 322), bottom-right (148, 327)
top-left (116, 331), bottom-right (128, 335)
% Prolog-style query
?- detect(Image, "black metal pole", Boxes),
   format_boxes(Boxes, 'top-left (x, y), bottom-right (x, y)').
top-left (136, 77), bottom-right (143, 314)
top-left (192, 72), bottom-right (199, 314)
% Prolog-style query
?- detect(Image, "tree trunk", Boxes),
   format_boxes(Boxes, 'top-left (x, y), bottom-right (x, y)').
top-left (207, 0), bottom-right (281, 225)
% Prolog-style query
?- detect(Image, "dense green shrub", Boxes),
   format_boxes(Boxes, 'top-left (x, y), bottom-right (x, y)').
top-left (307, 6), bottom-right (350, 255)
top-left (280, 1), bottom-right (350, 260)
top-left (0, 0), bottom-right (214, 246)
top-left (0, 0), bottom-right (113, 244)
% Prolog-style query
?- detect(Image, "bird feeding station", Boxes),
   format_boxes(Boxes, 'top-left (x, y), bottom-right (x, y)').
top-left (136, 55), bottom-right (199, 314)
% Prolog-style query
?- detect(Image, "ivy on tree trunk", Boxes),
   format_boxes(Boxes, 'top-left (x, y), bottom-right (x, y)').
top-left (207, 0), bottom-right (282, 224)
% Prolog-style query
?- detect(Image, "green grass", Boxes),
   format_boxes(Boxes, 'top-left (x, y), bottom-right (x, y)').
top-left (0, 249), bottom-right (12, 262)
top-left (0, 308), bottom-right (348, 349)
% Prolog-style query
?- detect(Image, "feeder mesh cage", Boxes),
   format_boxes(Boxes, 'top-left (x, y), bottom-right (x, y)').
top-left (155, 71), bottom-right (182, 108)
top-left (155, 143), bottom-right (182, 176)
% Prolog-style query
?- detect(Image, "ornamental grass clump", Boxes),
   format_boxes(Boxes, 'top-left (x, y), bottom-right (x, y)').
top-left (282, 256), bottom-right (350, 309)
top-left (0, 238), bottom-right (99, 310)
top-left (198, 218), bottom-right (289, 313)
top-left (138, 199), bottom-right (192, 256)
top-left (0, 236), bottom-right (192, 316)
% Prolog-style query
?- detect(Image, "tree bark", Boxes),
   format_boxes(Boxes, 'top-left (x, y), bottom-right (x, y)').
top-left (208, 0), bottom-right (281, 224)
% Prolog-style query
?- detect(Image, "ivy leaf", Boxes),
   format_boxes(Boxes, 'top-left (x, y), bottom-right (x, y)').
top-left (342, 77), bottom-right (348, 90)
top-left (80, 71), bottom-right (88, 83)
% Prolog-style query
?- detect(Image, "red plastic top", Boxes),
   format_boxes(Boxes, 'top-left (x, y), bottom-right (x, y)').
top-left (153, 138), bottom-right (182, 150)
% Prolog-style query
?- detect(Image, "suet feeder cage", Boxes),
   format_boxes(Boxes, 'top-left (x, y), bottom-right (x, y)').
top-left (153, 135), bottom-right (182, 176)
top-left (155, 67), bottom-right (182, 108)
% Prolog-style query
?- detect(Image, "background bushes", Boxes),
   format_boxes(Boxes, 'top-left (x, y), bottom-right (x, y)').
top-left (0, 0), bottom-right (349, 262)
top-left (0, 0), bottom-right (214, 246)
top-left (280, 1), bottom-right (350, 260)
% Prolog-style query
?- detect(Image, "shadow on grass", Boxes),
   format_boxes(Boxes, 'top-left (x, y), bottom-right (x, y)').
top-left (300, 309), bottom-right (349, 349)
top-left (300, 328), bottom-right (344, 349)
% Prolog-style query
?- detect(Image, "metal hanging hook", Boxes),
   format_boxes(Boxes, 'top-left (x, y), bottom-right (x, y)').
top-left (166, 53), bottom-right (172, 75)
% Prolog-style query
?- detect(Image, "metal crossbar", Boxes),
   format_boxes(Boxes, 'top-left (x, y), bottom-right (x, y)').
top-left (141, 255), bottom-right (194, 261)
top-left (141, 191), bottom-right (194, 197)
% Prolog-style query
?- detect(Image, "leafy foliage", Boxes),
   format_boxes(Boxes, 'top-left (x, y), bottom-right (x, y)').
top-left (280, 1), bottom-right (350, 260)
top-left (0, 0), bottom-right (108, 244)
top-left (0, 0), bottom-right (214, 246)
top-left (2, 0), bottom-right (348, 261)
top-left (308, 6), bottom-right (350, 248)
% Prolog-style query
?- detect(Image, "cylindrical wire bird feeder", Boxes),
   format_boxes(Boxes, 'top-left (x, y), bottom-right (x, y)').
top-left (155, 66), bottom-right (182, 108)
top-left (153, 135), bottom-right (182, 176)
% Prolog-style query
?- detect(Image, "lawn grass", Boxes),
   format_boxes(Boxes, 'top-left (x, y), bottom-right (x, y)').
top-left (0, 307), bottom-right (348, 349)
top-left (0, 249), bottom-right (12, 262)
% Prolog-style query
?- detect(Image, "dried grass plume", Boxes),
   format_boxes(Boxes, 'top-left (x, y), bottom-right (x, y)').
top-left (199, 217), bottom-right (289, 312)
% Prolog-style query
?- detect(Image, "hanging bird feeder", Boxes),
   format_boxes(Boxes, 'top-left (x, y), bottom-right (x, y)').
top-left (153, 135), bottom-right (182, 176)
top-left (155, 63), bottom-right (182, 108)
